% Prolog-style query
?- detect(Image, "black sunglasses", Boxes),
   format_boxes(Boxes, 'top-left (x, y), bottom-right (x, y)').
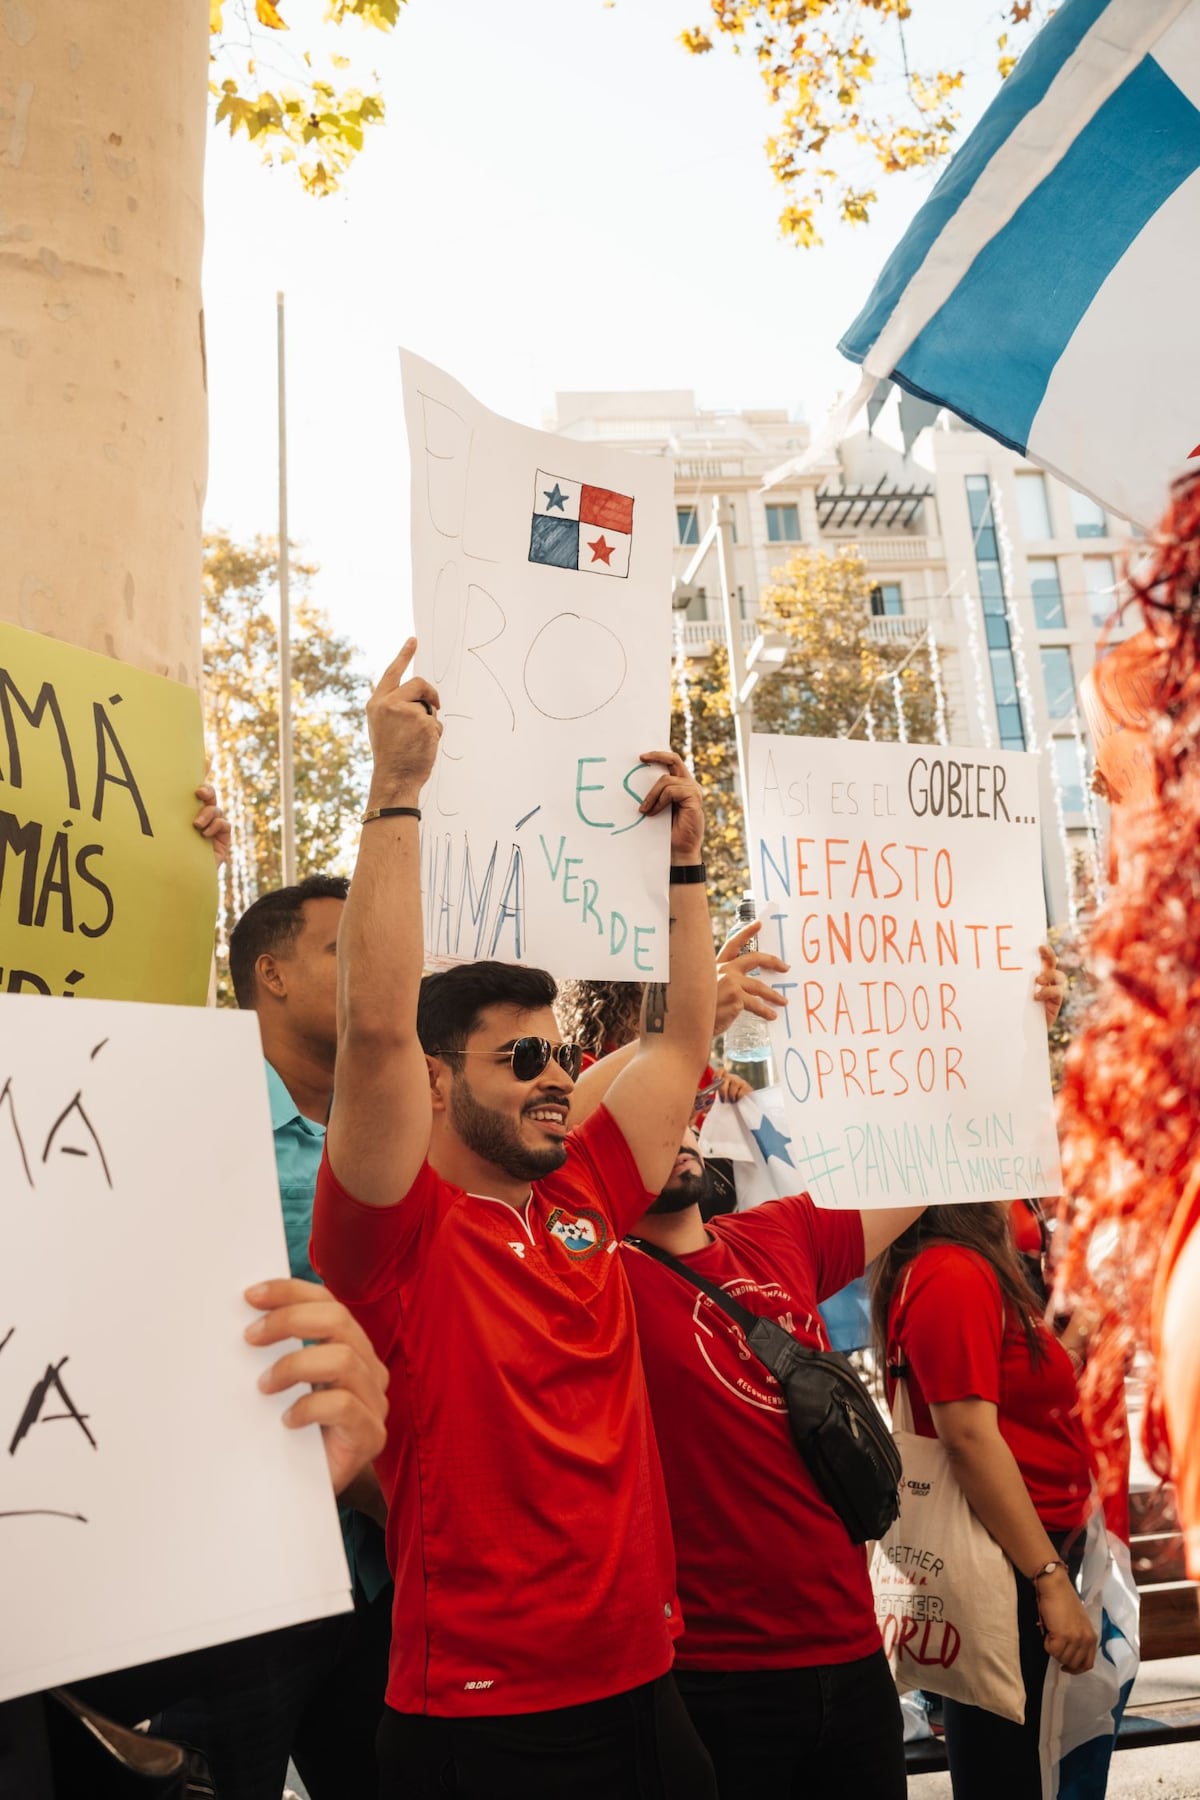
top-left (430, 1037), bottom-right (584, 1083)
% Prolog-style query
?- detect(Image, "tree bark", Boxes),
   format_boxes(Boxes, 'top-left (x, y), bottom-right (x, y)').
top-left (0, 1), bottom-right (209, 684)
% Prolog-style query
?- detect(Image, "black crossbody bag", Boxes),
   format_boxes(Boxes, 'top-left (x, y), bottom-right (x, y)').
top-left (627, 1237), bottom-right (901, 1544)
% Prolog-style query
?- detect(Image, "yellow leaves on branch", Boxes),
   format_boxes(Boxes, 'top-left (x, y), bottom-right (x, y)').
top-left (210, 0), bottom-right (400, 193)
top-left (679, 0), bottom-right (1038, 246)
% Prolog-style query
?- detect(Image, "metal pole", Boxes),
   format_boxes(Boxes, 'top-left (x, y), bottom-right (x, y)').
top-left (713, 495), bottom-right (754, 843)
top-left (276, 291), bottom-right (297, 886)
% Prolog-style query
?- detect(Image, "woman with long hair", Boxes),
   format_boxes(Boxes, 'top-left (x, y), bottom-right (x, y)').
top-left (554, 979), bottom-right (646, 1062)
top-left (872, 1202), bottom-right (1096, 1797)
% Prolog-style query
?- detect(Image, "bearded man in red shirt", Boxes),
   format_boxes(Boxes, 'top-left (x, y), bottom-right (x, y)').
top-left (570, 953), bottom-right (925, 1800)
top-left (311, 641), bottom-right (719, 1800)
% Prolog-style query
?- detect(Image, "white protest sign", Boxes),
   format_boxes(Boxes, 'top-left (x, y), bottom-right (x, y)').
top-left (0, 996), bottom-right (350, 1703)
top-left (402, 351), bottom-right (673, 978)
top-left (747, 734), bottom-right (1062, 1210)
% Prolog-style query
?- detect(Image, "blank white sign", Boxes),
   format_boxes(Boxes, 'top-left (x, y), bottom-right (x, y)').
top-left (0, 995), bottom-right (351, 1703)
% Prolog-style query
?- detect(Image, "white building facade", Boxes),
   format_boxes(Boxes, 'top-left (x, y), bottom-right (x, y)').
top-left (548, 390), bottom-right (1135, 926)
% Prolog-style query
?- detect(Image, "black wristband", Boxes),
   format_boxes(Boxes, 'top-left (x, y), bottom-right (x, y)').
top-left (361, 806), bottom-right (422, 824)
top-left (668, 862), bottom-right (707, 885)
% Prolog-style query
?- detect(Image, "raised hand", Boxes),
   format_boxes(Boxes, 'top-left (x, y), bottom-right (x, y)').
top-left (365, 637), bottom-right (443, 806)
top-left (1034, 943), bottom-right (1067, 1029)
top-left (714, 917), bottom-right (790, 1037)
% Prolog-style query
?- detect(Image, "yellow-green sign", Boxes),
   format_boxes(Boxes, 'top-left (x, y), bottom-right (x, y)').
top-left (0, 623), bottom-right (216, 1004)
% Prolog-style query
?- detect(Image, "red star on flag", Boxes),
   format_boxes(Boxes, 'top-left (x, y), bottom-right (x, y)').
top-left (587, 534), bottom-right (614, 566)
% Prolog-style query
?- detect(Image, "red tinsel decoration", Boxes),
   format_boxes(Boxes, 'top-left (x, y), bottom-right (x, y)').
top-left (1058, 468), bottom-right (1200, 1499)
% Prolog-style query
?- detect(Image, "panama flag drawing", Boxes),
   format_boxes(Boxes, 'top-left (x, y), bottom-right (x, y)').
top-left (837, 0), bottom-right (1200, 529)
top-left (529, 470), bottom-right (634, 578)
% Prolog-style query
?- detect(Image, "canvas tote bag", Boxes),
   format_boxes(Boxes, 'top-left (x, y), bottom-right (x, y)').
top-left (871, 1373), bottom-right (1026, 1722)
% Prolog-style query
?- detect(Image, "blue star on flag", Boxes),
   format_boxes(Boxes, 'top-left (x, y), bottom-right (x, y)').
top-left (543, 482), bottom-right (569, 511)
top-left (751, 1113), bottom-right (795, 1169)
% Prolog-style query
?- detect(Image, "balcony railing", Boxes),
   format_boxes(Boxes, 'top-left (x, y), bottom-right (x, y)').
top-left (677, 619), bottom-right (759, 652)
top-left (816, 534), bottom-right (932, 562)
top-left (678, 615), bottom-right (931, 654)
top-left (866, 616), bottom-right (930, 643)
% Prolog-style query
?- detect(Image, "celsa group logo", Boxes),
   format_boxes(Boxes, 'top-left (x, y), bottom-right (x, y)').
top-left (546, 1207), bottom-right (607, 1260)
top-left (906, 1480), bottom-right (932, 1498)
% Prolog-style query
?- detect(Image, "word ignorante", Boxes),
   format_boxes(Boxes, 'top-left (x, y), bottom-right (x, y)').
top-left (0, 669), bottom-right (155, 992)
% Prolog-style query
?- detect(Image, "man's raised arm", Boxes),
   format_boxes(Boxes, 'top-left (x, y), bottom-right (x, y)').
top-left (602, 752), bottom-right (716, 1193)
top-left (326, 639), bottom-right (442, 1208)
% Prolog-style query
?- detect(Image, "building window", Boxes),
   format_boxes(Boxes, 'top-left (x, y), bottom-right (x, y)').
top-left (765, 502), bottom-right (801, 543)
top-left (1070, 489), bottom-right (1108, 539)
top-left (870, 582), bottom-right (903, 616)
top-left (1028, 558), bottom-right (1065, 628)
top-left (1084, 557), bottom-right (1117, 631)
top-left (978, 563), bottom-right (1005, 613)
top-left (989, 650), bottom-right (1017, 706)
top-left (1053, 737), bottom-right (1086, 813)
top-left (676, 506), bottom-right (700, 546)
top-left (684, 585), bottom-right (708, 622)
top-left (967, 476), bottom-right (1025, 749)
top-left (1016, 472), bottom-right (1052, 540)
top-left (1041, 647), bottom-right (1076, 722)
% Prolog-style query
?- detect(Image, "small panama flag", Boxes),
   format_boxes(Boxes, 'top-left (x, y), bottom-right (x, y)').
top-left (528, 470), bottom-right (633, 578)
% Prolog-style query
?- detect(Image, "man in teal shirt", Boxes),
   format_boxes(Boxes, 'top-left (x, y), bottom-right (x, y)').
top-left (156, 876), bottom-right (391, 1800)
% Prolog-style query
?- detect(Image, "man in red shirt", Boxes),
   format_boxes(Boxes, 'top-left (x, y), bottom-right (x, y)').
top-left (572, 1029), bottom-right (924, 1798)
top-left (311, 641), bottom-right (719, 1799)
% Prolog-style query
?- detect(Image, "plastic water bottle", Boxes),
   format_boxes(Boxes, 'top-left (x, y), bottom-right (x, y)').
top-left (723, 892), bottom-right (772, 1063)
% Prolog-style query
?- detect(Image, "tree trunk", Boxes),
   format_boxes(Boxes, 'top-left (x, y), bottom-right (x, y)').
top-left (0, 1), bottom-right (209, 684)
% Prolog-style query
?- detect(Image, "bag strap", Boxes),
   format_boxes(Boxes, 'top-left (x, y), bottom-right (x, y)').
top-left (886, 1350), bottom-right (917, 1435)
top-left (625, 1235), bottom-right (763, 1336)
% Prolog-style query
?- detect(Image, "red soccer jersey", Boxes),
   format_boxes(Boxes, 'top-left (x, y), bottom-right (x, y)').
top-left (310, 1105), bottom-right (680, 1717)
top-left (887, 1245), bottom-right (1090, 1531)
top-left (624, 1196), bottom-right (881, 1669)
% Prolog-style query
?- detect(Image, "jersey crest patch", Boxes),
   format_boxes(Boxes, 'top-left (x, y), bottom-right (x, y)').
top-left (546, 1206), bottom-right (608, 1259)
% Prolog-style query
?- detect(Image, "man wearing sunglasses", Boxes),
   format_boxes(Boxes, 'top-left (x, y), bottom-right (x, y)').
top-left (311, 640), bottom-right (719, 1800)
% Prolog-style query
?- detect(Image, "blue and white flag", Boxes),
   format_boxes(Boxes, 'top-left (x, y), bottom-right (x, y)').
top-left (840, 0), bottom-right (1200, 528)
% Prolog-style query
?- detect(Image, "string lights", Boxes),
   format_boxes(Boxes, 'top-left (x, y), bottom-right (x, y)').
top-left (672, 610), bottom-right (696, 773)
top-left (892, 672), bottom-right (908, 743)
top-left (927, 622), bottom-right (950, 747)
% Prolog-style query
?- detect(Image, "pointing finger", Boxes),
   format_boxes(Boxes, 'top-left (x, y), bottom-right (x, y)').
top-left (372, 637), bottom-right (417, 703)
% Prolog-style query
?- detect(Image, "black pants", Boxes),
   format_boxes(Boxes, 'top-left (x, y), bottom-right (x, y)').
top-left (675, 1650), bottom-right (906, 1800)
top-left (152, 1585), bottom-right (392, 1800)
top-left (0, 1589), bottom-right (391, 1800)
top-left (377, 1673), bottom-right (717, 1800)
top-left (942, 1530), bottom-right (1084, 1799)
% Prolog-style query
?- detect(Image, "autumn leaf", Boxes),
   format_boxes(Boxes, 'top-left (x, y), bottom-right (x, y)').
top-left (680, 0), bottom-right (1040, 244)
top-left (255, 0), bottom-right (288, 26)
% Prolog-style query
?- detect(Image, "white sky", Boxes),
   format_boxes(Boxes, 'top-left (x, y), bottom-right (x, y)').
top-left (201, 0), bottom-right (1014, 675)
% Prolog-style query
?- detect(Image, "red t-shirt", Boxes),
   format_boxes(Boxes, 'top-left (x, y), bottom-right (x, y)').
top-left (887, 1245), bottom-right (1090, 1531)
top-left (624, 1196), bottom-right (881, 1669)
top-left (310, 1105), bottom-right (680, 1717)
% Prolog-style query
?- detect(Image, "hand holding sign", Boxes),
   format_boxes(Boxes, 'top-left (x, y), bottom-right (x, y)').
top-left (244, 1278), bottom-right (388, 1498)
top-left (636, 751), bottom-right (705, 862)
top-left (192, 783), bottom-right (231, 868)
top-left (1034, 943), bottom-right (1066, 1029)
